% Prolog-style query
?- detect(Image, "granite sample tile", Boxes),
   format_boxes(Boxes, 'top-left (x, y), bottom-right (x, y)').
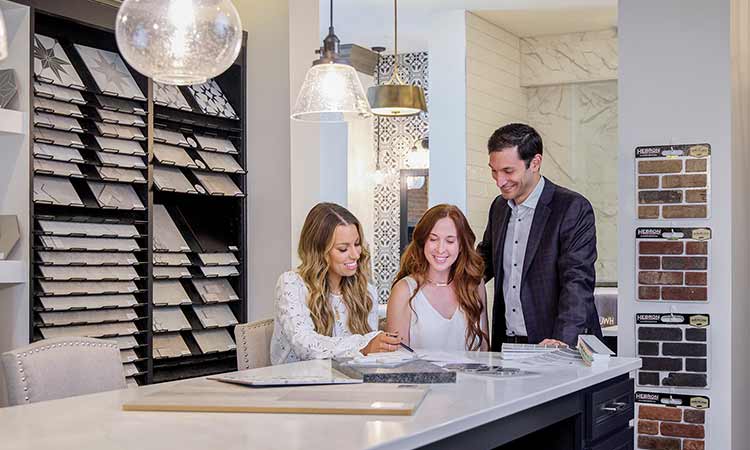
top-left (38, 280), bottom-right (138, 295)
top-left (39, 235), bottom-right (139, 251)
top-left (33, 34), bottom-right (85, 89)
top-left (39, 308), bottom-right (138, 326)
top-left (636, 228), bottom-right (711, 302)
top-left (34, 128), bottom-right (84, 148)
top-left (636, 144), bottom-right (710, 219)
top-left (34, 112), bottom-right (83, 132)
top-left (95, 95), bottom-right (146, 115)
top-left (34, 81), bottom-right (85, 104)
top-left (87, 181), bottom-right (145, 210)
top-left (153, 306), bottom-right (192, 332)
top-left (37, 251), bottom-right (139, 266)
top-left (0, 69), bottom-right (17, 108)
top-left (74, 44), bottom-right (145, 100)
top-left (192, 328), bottom-right (236, 353)
top-left (194, 134), bottom-right (238, 154)
top-left (199, 265), bottom-right (239, 278)
top-left (333, 359), bottom-right (456, 384)
top-left (197, 253), bottom-right (238, 266)
top-left (154, 82), bottom-right (192, 110)
top-left (190, 278), bottom-right (238, 303)
top-left (153, 280), bottom-right (191, 306)
top-left (33, 176), bottom-right (84, 206)
top-left (39, 265), bottom-right (138, 281)
top-left (636, 313), bottom-right (710, 388)
top-left (94, 136), bottom-right (146, 155)
top-left (38, 220), bottom-right (139, 238)
top-left (197, 150), bottom-right (244, 173)
top-left (187, 79), bottom-right (238, 119)
top-left (96, 109), bottom-right (146, 127)
top-left (192, 304), bottom-right (238, 328)
top-left (153, 128), bottom-right (189, 147)
top-left (38, 294), bottom-right (139, 310)
top-left (40, 322), bottom-right (139, 339)
top-left (153, 252), bottom-right (191, 266)
top-left (34, 97), bottom-right (84, 118)
top-left (153, 204), bottom-right (191, 252)
top-left (95, 166), bottom-right (146, 183)
top-left (104, 335), bottom-right (140, 350)
top-left (153, 332), bottom-right (192, 359)
top-left (154, 166), bottom-right (198, 194)
top-left (95, 122), bottom-right (146, 141)
top-left (95, 151), bottom-right (146, 169)
top-left (153, 266), bottom-right (192, 279)
top-left (154, 143), bottom-right (198, 168)
top-left (193, 171), bottom-right (242, 196)
top-left (33, 143), bottom-right (85, 163)
top-left (636, 392), bottom-right (709, 450)
top-left (33, 158), bottom-right (82, 177)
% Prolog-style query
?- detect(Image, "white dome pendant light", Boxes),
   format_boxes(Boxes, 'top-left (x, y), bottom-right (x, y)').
top-left (115, 0), bottom-right (242, 85)
top-left (0, 9), bottom-right (8, 61)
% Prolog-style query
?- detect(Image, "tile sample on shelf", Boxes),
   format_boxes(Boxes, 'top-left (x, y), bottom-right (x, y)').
top-left (74, 44), bottom-right (145, 100)
top-left (187, 79), bottom-right (238, 119)
top-left (190, 278), bottom-right (238, 303)
top-left (34, 143), bottom-right (85, 163)
top-left (153, 306), bottom-right (192, 332)
top-left (153, 266), bottom-right (192, 279)
top-left (34, 81), bottom-right (85, 104)
top-left (636, 228), bottom-right (710, 302)
top-left (37, 251), bottom-right (139, 266)
top-left (95, 122), bottom-right (146, 141)
top-left (38, 220), bottom-right (139, 238)
top-left (0, 69), bottom-right (17, 108)
top-left (38, 294), bottom-right (139, 311)
top-left (153, 128), bottom-right (189, 147)
top-left (33, 34), bottom-right (85, 89)
top-left (87, 181), bottom-right (145, 210)
top-left (39, 235), bottom-right (139, 251)
top-left (154, 165), bottom-right (198, 194)
top-left (193, 171), bottom-right (242, 196)
top-left (192, 328), bottom-right (236, 353)
top-left (636, 144), bottom-right (710, 219)
top-left (120, 349), bottom-right (139, 363)
top-left (33, 176), bottom-right (84, 207)
top-left (153, 333), bottom-right (192, 359)
top-left (153, 204), bottom-right (190, 252)
top-left (199, 265), bottom-right (239, 278)
top-left (154, 143), bottom-right (198, 168)
top-left (34, 97), bottom-right (84, 118)
top-left (636, 392), bottom-right (709, 450)
top-left (192, 304), bottom-right (238, 328)
top-left (38, 280), bottom-right (139, 296)
top-left (33, 158), bottom-right (83, 178)
top-left (194, 134), bottom-right (238, 154)
top-left (96, 109), bottom-right (146, 127)
top-left (153, 252), bottom-right (191, 266)
top-left (95, 136), bottom-right (146, 155)
top-left (40, 322), bottom-right (139, 339)
top-left (154, 82), bottom-right (192, 110)
top-left (34, 112), bottom-right (83, 133)
top-left (39, 265), bottom-right (139, 281)
top-left (39, 308), bottom-right (138, 326)
top-left (95, 95), bottom-right (146, 115)
top-left (96, 151), bottom-right (146, 169)
top-left (123, 363), bottom-right (141, 377)
top-left (153, 280), bottom-right (191, 306)
top-left (95, 166), bottom-right (146, 183)
top-left (197, 151), bottom-right (244, 173)
top-left (105, 335), bottom-right (140, 350)
top-left (34, 128), bottom-right (84, 148)
top-left (197, 253), bottom-right (238, 266)
top-left (636, 313), bottom-right (709, 388)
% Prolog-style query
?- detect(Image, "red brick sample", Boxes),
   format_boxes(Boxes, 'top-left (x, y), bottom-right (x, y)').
top-left (636, 392), bottom-right (709, 450)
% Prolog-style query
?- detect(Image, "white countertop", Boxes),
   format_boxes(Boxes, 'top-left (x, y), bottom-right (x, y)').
top-left (0, 352), bottom-right (640, 450)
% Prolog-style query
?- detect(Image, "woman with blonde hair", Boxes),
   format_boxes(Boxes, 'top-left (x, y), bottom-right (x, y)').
top-left (271, 202), bottom-right (399, 365)
top-left (387, 204), bottom-right (489, 351)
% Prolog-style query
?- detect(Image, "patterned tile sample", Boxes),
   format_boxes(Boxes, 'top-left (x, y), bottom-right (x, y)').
top-left (34, 97), bottom-right (84, 117)
top-left (153, 204), bottom-right (190, 252)
top-left (38, 294), bottom-right (138, 311)
top-left (190, 278), bottom-right (238, 303)
top-left (192, 329), bottom-right (236, 353)
top-left (74, 44), bottom-right (145, 100)
top-left (153, 128), bottom-right (189, 147)
top-left (194, 134), bottom-right (238, 154)
top-left (40, 322), bottom-right (138, 339)
top-left (154, 165), bottom-right (198, 193)
top-left (33, 176), bottom-right (83, 206)
top-left (153, 280), bottom-right (191, 306)
top-left (197, 150), bottom-right (243, 173)
top-left (636, 313), bottom-right (710, 388)
top-left (34, 81), bottom-right (85, 104)
top-left (154, 143), bottom-right (198, 168)
top-left (154, 82), bottom-right (192, 110)
top-left (636, 144), bottom-right (710, 219)
top-left (153, 266), bottom-right (191, 279)
top-left (199, 265), bottom-right (239, 277)
top-left (95, 95), bottom-right (146, 115)
top-left (0, 69), bottom-right (18, 108)
top-left (187, 79), bottom-right (238, 119)
top-left (39, 308), bottom-right (138, 325)
top-left (34, 112), bottom-right (83, 132)
top-left (153, 253), bottom-right (191, 266)
top-left (193, 171), bottom-right (242, 196)
top-left (39, 265), bottom-right (138, 281)
top-left (95, 166), bottom-right (146, 183)
top-left (33, 34), bottom-right (85, 89)
top-left (94, 136), bottom-right (146, 155)
top-left (105, 335), bottom-right (140, 350)
top-left (33, 159), bottom-right (82, 177)
top-left (38, 280), bottom-right (138, 296)
top-left (96, 151), bottom-right (146, 169)
top-left (153, 307), bottom-right (191, 332)
top-left (37, 220), bottom-right (139, 238)
top-left (95, 122), bottom-right (146, 140)
top-left (87, 181), bottom-right (145, 210)
top-left (39, 236), bottom-right (139, 251)
top-left (192, 304), bottom-right (238, 328)
top-left (153, 333), bottom-right (191, 358)
top-left (636, 392), bottom-right (709, 450)
top-left (37, 251), bottom-right (138, 266)
top-left (637, 228), bottom-right (710, 302)
top-left (34, 128), bottom-right (84, 148)
top-left (96, 109), bottom-right (146, 127)
top-left (33, 143), bottom-right (84, 163)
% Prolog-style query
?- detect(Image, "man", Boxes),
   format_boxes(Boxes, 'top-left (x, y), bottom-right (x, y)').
top-left (477, 123), bottom-right (602, 349)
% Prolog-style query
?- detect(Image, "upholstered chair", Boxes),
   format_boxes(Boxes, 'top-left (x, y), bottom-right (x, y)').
top-left (234, 318), bottom-right (274, 370)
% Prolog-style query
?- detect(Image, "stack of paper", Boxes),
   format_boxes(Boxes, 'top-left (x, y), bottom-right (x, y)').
top-left (577, 335), bottom-right (614, 367)
top-left (500, 343), bottom-right (559, 360)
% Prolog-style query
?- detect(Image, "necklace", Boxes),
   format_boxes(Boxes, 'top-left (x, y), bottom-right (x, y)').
top-left (426, 278), bottom-right (450, 287)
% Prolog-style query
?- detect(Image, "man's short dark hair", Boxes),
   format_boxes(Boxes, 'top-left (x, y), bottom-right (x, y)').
top-left (487, 123), bottom-right (543, 168)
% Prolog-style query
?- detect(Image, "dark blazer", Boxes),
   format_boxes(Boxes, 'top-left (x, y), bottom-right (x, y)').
top-left (478, 178), bottom-right (602, 349)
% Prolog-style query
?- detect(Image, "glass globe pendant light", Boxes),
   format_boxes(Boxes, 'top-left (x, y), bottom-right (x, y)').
top-left (367, 0), bottom-right (427, 117)
top-left (0, 9), bottom-right (8, 61)
top-left (291, 0), bottom-right (371, 122)
top-left (115, 0), bottom-right (242, 85)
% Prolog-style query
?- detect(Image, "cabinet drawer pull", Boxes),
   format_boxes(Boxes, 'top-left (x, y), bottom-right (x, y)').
top-left (601, 401), bottom-right (628, 413)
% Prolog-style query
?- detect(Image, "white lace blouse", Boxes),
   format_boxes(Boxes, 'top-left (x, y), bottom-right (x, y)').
top-left (270, 271), bottom-right (380, 365)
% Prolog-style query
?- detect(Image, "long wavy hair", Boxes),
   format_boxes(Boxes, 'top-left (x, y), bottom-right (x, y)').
top-left (298, 203), bottom-right (373, 336)
top-left (393, 204), bottom-right (488, 350)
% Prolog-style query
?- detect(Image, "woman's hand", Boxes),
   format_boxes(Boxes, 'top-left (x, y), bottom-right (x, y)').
top-left (361, 332), bottom-right (401, 355)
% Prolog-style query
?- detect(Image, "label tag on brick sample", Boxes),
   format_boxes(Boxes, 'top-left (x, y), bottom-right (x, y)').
top-left (635, 391), bottom-right (709, 450)
top-left (635, 143), bottom-right (711, 220)
top-left (636, 228), bottom-right (711, 303)
top-left (636, 314), bottom-right (711, 326)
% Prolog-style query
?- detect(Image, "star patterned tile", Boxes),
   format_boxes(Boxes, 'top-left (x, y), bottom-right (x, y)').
top-left (33, 34), bottom-right (85, 90)
top-left (187, 79), bottom-right (238, 119)
top-left (154, 82), bottom-right (192, 111)
top-left (74, 44), bottom-right (145, 101)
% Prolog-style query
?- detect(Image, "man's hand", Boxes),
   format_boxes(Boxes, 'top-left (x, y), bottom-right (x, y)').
top-left (539, 338), bottom-right (568, 348)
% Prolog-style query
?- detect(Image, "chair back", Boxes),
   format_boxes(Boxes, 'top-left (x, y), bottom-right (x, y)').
top-left (234, 318), bottom-right (274, 370)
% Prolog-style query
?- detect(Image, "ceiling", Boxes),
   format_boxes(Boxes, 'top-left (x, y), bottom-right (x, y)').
top-left (472, 7), bottom-right (616, 37)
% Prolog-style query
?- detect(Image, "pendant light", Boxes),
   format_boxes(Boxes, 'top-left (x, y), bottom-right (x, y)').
top-left (115, 0), bottom-right (243, 85)
top-left (0, 9), bottom-right (8, 61)
top-left (291, 0), bottom-right (371, 122)
top-left (367, 0), bottom-right (427, 117)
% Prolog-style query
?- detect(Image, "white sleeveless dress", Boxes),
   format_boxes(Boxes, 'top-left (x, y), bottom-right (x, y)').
top-left (404, 276), bottom-right (470, 351)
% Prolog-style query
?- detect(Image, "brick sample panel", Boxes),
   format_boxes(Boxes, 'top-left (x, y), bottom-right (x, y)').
top-left (636, 143), bottom-right (711, 219)
top-left (636, 313), bottom-right (710, 388)
top-left (636, 392), bottom-right (710, 450)
top-left (636, 228), bottom-right (711, 302)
